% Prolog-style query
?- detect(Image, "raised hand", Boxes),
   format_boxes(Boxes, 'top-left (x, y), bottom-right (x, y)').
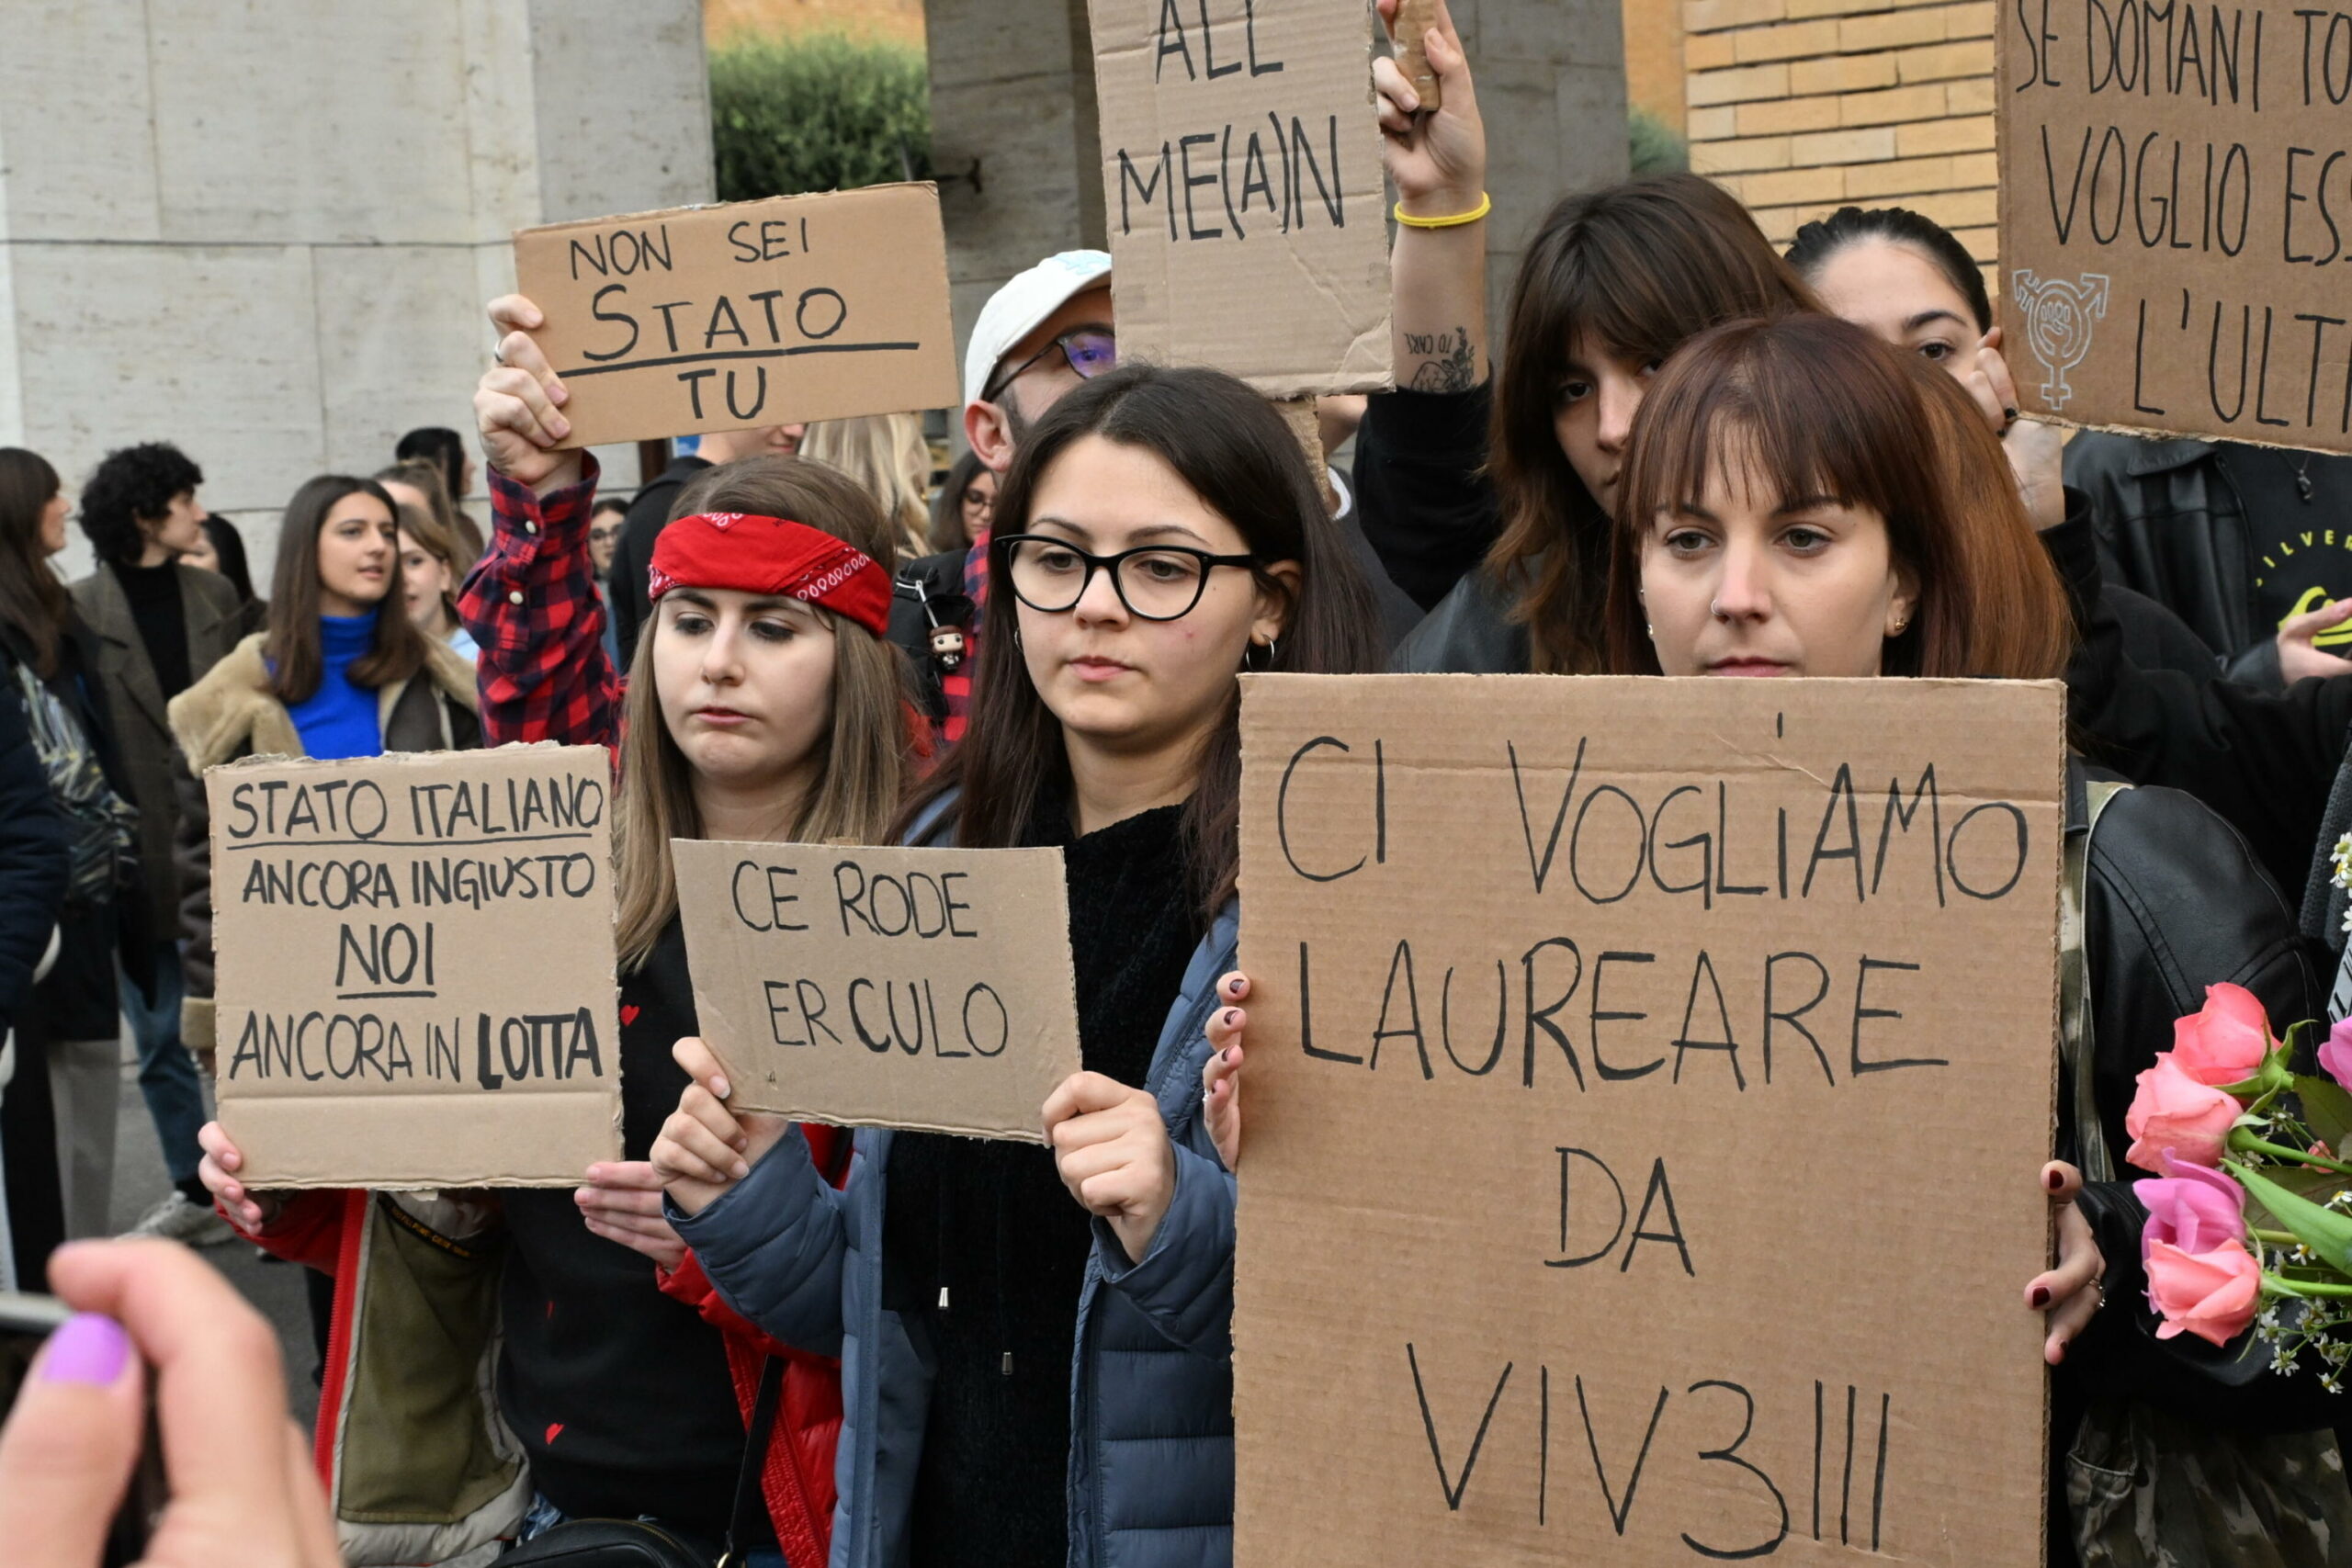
top-left (474, 294), bottom-right (582, 496)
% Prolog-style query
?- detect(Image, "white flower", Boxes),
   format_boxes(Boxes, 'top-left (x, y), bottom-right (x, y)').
top-left (2332, 833), bottom-right (2352, 887)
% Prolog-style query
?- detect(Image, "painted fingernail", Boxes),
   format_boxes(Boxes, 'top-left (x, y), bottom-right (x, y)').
top-left (42, 1314), bottom-right (130, 1385)
top-left (2029, 1285), bottom-right (2050, 1308)
top-left (2045, 1168), bottom-right (2064, 1191)
top-left (1224, 1010), bottom-right (1241, 1028)
top-left (1224, 1045), bottom-right (1238, 1063)
top-left (1226, 978), bottom-right (1243, 996)
top-left (2003, 406), bottom-right (2019, 421)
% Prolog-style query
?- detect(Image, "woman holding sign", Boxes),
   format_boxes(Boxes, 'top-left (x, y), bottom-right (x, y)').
top-left (1593, 315), bottom-right (2344, 1567)
top-left (198, 299), bottom-right (914, 1566)
top-left (651, 364), bottom-right (1381, 1568)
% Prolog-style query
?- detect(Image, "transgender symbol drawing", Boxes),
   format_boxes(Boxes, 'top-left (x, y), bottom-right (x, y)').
top-left (2010, 271), bottom-right (2109, 411)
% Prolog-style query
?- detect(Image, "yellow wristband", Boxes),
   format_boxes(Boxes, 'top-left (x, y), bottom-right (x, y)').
top-left (1393, 192), bottom-right (1491, 229)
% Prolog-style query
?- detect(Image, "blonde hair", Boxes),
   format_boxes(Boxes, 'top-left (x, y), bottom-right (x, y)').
top-left (611, 457), bottom-right (911, 970)
top-left (798, 414), bottom-right (932, 563)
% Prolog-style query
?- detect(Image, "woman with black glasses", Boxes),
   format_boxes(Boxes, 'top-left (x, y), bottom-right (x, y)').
top-left (652, 364), bottom-right (1383, 1568)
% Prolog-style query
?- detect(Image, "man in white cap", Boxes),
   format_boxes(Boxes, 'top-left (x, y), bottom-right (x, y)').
top-left (893, 250), bottom-right (1115, 743)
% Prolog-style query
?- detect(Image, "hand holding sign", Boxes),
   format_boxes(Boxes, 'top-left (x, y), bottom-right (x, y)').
top-left (475, 295), bottom-right (582, 497)
top-left (1200, 970), bottom-right (1250, 1171)
top-left (1373, 0), bottom-right (1481, 214)
top-left (651, 1036), bottom-right (791, 1216)
top-left (1043, 1071), bottom-right (1178, 1266)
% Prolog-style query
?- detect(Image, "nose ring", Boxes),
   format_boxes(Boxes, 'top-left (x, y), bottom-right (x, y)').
top-left (1710, 600), bottom-right (1732, 623)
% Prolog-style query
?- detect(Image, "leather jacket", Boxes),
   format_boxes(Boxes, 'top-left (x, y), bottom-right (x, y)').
top-left (2064, 434), bottom-right (2290, 686)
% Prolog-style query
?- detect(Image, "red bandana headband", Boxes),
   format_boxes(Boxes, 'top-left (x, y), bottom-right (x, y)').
top-left (648, 513), bottom-right (893, 637)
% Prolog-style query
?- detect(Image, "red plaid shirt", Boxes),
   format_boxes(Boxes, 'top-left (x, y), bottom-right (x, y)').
top-left (460, 458), bottom-right (620, 750)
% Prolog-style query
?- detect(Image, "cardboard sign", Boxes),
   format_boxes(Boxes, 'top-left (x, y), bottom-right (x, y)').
top-left (673, 841), bottom-right (1081, 1143)
top-left (1998, 0), bottom-right (2352, 450)
top-left (1087, 0), bottom-right (1393, 397)
top-left (208, 746), bottom-right (622, 1189)
top-left (513, 185), bottom-right (959, 449)
top-left (1233, 675), bottom-right (2063, 1567)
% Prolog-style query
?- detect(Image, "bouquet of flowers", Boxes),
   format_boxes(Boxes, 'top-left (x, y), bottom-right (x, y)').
top-left (2124, 978), bottom-right (2352, 1382)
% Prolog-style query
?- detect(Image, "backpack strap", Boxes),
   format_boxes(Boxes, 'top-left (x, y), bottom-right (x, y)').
top-left (2060, 779), bottom-right (2131, 1183)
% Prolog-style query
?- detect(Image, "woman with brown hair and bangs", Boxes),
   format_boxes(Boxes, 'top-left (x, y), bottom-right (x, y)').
top-left (1600, 312), bottom-right (2346, 1567)
top-left (1357, 0), bottom-right (1819, 671)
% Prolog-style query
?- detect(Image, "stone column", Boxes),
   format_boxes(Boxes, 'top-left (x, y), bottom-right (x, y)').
top-left (923, 0), bottom-right (1106, 412)
top-left (0, 0), bottom-right (714, 584)
top-left (1448, 0), bottom-right (1632, 325)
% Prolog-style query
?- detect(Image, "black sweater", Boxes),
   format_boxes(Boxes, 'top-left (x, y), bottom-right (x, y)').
top-left (497, 915), bottom-right (774, 1546)
top-left (886, 803), bottom-right (1201, 1568)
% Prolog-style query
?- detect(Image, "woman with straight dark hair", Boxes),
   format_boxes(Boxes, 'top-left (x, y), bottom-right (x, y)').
top-left (651, 364), bottom-right (1382, 1568)
top-left (169, 474), bottom-right (477, 1059)
top-left (1356, 9), bottom-right (1819, 671)
top-left (0, 449), bottom-right (149, 1269)
top-left (927, 447), bottom-right (994, 553)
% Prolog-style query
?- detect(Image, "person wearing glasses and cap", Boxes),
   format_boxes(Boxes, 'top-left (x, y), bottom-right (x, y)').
top-left (888, 251), bottom-right (1118, 745)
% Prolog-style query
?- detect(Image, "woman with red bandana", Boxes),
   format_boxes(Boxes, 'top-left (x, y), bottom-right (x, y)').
top-left (191, 294), bottom-right (914, 1568)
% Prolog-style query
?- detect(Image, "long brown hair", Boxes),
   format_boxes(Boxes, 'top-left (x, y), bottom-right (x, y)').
top-left (1491, 174), bottom-right (1819, 671)
top-left (895, 365), bottom-right (1383, 918)
top-left (266, 476), bottom-right (430, 703)
top-left (0, 449), bottom-right (72, 678)
top-left (613, 457), bottom-right (911, 970)
top-left (1601, 314), bottom-right (2072, 681)
top-left (378, 458), bottom-right (479, 575)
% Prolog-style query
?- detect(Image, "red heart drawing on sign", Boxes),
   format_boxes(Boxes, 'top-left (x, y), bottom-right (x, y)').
top-left (620, 1004), bottom-right (641, 1026)
top-left (545, 1423), bottom-right (564, 1444)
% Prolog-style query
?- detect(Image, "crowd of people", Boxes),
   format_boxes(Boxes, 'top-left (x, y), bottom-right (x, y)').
top-left (6, 1), bottom-right (2352, 1563)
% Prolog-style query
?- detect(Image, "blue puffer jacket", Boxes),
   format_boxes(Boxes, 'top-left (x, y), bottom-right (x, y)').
top-left (668, 799), bottom-right (1240, 1568)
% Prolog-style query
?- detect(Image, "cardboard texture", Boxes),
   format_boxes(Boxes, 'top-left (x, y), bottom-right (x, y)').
top-left (1997, 0), bottom-right (2352, 452)
top-left (672, 840), bottom-right (1081, 1143)
top-left (1087, 0), bottom-right (1394, 396)
top-left (1233, 675), bottom-right (2063, 1567)
top-left (208, 745), bottom-right (622, 1189)
top-left (513, 185), bottom-right (959, 449)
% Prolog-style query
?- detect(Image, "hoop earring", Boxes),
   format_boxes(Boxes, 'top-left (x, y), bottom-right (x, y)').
top-left (1245, 636), bottom-right (1279, 672)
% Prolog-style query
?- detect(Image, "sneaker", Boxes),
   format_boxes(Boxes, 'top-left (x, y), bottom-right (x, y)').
top-left (123, 1191), bottom-right (235, 1247)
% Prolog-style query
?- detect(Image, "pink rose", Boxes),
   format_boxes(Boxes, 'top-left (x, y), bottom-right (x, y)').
top-left (2123, 1055), bottom-right (2243, 1173)
top-left (2132, 1156), bottom-right (2245, 1259)
top-left (2169, 983), bottom-right (2271, 1087)
top-left (2143, 1237), bottom-right (2263, 1347)
top-left (2320, 1018), bottom-right (2352, 1095)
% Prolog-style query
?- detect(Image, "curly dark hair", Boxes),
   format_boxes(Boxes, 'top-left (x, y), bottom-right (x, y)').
top-left (79, 442), bottom-right (204, 566)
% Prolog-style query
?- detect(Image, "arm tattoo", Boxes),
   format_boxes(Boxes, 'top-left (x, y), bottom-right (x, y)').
top-left (1403, 326), bottom-right (1478, 393)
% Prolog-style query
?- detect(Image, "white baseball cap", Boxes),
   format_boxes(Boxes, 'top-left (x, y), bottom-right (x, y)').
top-left (963, 250), bottom-right (1114, 412)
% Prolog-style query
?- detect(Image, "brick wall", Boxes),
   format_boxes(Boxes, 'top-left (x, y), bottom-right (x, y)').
top-left (1681, 0), bottom-right (1996, 261)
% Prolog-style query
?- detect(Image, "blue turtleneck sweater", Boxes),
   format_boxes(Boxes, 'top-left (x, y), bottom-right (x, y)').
top-left (285, 611), bottom-right (383, 760)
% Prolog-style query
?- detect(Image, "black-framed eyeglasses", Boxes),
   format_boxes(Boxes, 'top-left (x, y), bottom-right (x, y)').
top-left (981, 328), bottom-right (1116, 403)
top-left (999, 534), bottom-right (1258, 621)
